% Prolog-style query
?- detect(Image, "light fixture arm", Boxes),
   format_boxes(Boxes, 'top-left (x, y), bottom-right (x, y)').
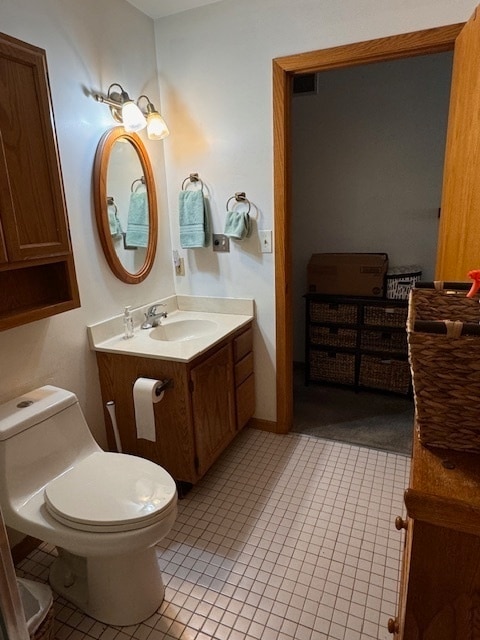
top-left (93, 93), bottom-right (122, 109)
top-left (137, 94), bottom-right (153, 110)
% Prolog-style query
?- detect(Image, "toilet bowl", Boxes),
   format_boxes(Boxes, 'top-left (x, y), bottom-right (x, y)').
top-left (0, 385), bottom-right (177, 626)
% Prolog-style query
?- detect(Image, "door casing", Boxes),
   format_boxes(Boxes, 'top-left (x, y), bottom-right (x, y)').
top-left (273, 23), bottom-right (464, 433)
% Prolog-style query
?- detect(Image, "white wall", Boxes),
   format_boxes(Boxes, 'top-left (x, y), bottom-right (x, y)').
top-left (0, 0), bottom-right (174, 444)
top-left (154, 0), bottom-right (477, 422)
top-left (291, 53), bottom-right (453, 361)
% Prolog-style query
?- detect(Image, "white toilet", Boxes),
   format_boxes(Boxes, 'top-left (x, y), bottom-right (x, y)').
top-left (0, 385), bottom-right (177, 626)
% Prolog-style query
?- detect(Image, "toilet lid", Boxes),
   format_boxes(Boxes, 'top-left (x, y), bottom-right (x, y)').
top-left (44, 452), bottom-right (177, 533)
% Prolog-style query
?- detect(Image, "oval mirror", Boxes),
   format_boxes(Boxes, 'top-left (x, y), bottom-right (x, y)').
top-left (93, 127), bottom-right (158, 284)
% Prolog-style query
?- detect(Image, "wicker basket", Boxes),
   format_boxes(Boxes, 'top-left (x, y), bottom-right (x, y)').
top-left (360, 329), bottom-right (408, 354)
top-left (309, 350), bottom-right (355, 385)
top-left (364, 304), bottom-right (408, 328)
top-left (310, 301), bottom-right (357, 324)
top-left (310, 325), bottom-right (357, 349)
top-left (359, 355), bottom-right (411, 394)
top-left (407, 283), bottom-right (480, 452)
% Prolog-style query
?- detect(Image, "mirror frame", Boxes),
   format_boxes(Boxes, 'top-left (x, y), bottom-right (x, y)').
top-left (93, 126), bottom-right (158, 284)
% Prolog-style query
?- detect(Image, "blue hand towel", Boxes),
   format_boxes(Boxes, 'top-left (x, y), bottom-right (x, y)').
top-left (179, 190), bottom-right (208, 248)
top-left (224, 210), bottom-right (251, 240)
top-left (125, 192), bottom-right (149, 248)
top-left (108, 209), bottom-right (123, 237)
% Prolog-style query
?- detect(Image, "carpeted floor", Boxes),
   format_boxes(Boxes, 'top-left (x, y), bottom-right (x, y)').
top-left (292, 365), bottom-right (414, 456)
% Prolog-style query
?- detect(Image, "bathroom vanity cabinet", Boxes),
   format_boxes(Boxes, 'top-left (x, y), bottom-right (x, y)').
top-left (95, 322), bottom-right (255, 485)
top-left (388, 431), bottom-right (480, 639)
top-left (0, 32), bottom-right (79, 331)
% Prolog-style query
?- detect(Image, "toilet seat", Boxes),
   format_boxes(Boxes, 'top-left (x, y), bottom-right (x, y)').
top-left (44, 452), bottom-right (177, 533)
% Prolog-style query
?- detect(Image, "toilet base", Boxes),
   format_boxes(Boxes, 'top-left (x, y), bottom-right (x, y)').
top-left (49, 546), bottom-right (165, 625)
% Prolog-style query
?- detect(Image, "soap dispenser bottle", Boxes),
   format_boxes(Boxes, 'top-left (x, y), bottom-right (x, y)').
top-left (123, 306), bottom-right (134, 339)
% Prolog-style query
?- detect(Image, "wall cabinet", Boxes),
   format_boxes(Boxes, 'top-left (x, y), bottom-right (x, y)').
top-left (0, 32), bottom-right (79, 331)
top-left (305, 294), bottom-right (411, 395)
top-left (388, 433), bottom-right (480, 639)
top-left (95, 322), bottom-right (255, 486)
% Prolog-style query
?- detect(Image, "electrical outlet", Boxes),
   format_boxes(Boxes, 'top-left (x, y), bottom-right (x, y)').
top-left (212, 234), bottom-right (230, 252)
top-left (175, 258), bottom-right (185, 276)
top-left (259, 229), bottom-right (272, 253)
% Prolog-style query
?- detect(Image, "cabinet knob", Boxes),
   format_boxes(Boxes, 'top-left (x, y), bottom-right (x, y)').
top-left (395, 516), bottom-right (407, 530)
top-left (388, 617), bottom-right (399, 634)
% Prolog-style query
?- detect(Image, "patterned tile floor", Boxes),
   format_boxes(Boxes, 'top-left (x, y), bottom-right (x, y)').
top-left (17, 429), bottom-right (410, 640)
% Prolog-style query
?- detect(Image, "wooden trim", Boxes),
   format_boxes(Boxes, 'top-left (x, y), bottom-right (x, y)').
top-left (93, 126), bottom-right (158, 284)
top-left (405, 488), bottom-right (480, 538)
top-left (274, 24), bottom-right (463, 74)
top-left (273, 59), bottom-right (293, 434)
top-left (273, 24), bottom-right (463, 433)
top-left (248, 417), bottom-right (279, 433)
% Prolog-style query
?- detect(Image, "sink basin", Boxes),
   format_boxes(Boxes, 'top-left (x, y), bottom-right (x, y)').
top-left (149, 319), bottom-right (218, 342)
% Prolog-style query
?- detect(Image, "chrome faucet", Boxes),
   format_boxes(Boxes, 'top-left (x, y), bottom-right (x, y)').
top-left (141, 304), bottom-right (168, 329)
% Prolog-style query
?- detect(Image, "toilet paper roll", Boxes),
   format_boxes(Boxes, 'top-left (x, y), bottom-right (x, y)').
top-left (133, 378), bottom-right (165, 442)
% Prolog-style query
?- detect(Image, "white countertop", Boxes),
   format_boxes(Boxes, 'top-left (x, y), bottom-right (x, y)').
top-left (87, 296), bottom-right (254, 363)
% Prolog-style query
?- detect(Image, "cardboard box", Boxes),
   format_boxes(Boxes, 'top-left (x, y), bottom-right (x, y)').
top-left (307, 253), bottom-right (388, 297)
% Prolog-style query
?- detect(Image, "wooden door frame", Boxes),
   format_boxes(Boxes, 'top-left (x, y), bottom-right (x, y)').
top-left (273, 23), bottom-right (463, 433)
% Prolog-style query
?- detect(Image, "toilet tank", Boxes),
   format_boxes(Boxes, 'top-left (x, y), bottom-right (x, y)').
top-left (0, 386), bottom-right (101, 510)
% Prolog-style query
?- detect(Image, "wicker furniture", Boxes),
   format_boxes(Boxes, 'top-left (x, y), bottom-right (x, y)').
top-left (305, 294), bottom-right (411, 395)
top-left (408, 283), bottom-right (480, 452)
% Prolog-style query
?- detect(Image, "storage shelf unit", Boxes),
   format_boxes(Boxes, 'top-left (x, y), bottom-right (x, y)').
top-left (305, 294), bottom-right (411, 395)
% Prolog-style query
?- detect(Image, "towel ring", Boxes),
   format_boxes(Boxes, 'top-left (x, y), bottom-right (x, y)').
top-left (131, 176), bottom-right (146, 192)
top-left (181, 172), bottom-right (204, 191)
top-left (226, 192), bottom-right (251, 214)
top-left (107, 196), bottom-right (118, 215)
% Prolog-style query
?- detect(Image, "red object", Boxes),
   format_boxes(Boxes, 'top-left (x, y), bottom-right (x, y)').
top-left (467, 270), bottom-right (480, 297)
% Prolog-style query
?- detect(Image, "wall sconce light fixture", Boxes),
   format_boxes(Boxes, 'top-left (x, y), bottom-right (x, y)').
top-left (137, 95), bottom-right (169, 140)
top-left (93, 83), bottom-right (169, 140)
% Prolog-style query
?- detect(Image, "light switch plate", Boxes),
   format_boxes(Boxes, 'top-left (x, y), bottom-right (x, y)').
top-left (212, 234), bottom-right (230, 252)
top-left (259, 229), bottom-right (272, 253)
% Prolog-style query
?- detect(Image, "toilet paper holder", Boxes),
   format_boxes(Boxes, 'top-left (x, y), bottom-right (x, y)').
top-left (153, 379), bottom-right (172, 396)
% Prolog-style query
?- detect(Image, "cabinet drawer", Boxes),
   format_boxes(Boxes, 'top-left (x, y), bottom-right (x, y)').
top-left (310, 325), bottom-right (357, 348)
top-left (236, 373), bottom-right (255, 430)
top-left (309, 350), bottom-right (356, 386)
top-left (310, 301), bottom-right (358, 324)
top-left (234, 326), bottom-right (253, 362)
top-left (363, 304), bottom-right (407, 328)
top-left (359, 355), bottom-right (411, 394)
top-left (235, 352), bottom-right (254, 387)
top-left (360, 329), bottom-right (407, 354)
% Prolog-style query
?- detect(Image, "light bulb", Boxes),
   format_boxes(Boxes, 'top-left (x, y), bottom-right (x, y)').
top-left (147, 112), bottom-right (169, 140)
top-left (122, 101), bottom-right (147, 132)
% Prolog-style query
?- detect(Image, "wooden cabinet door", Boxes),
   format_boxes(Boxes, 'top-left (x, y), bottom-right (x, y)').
top-left (436, 6), bottom-right (480, 280)
top-left (191, 344), bottom-right (236, 477)
top-left (401, 520), bottom-right (480, 639)
top-left (0, 33), bottom-right (71, 262)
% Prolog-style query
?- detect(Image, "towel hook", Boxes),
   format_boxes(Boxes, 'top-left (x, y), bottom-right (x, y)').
top-left (181, 172), bottom-right (204, 191)
top-left (226, 191), bottom-right (251, 214)
top-left (130, 176), bottom-right (146, 192)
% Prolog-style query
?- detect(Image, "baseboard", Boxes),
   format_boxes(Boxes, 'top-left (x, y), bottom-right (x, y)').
top-left (11, 536), bottom-right (41, 565)
top-left (248, 417), bottom-right (282, 433)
